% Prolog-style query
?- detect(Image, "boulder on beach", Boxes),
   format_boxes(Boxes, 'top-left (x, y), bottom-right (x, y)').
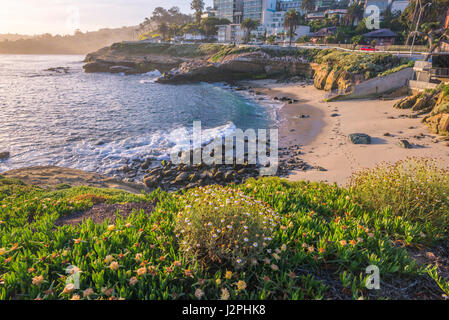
top-left (397, 139), bottom-right (412, 149)
top-left (0, 152), bottom-right (10, 160)
top-left (348, 133), bottom-right (371, 145)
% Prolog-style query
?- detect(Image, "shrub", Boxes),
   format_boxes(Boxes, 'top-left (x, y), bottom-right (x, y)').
top-left (349, 158), bottom-right (449, 233)
top-left (174, 185), bottom-right (280, 270)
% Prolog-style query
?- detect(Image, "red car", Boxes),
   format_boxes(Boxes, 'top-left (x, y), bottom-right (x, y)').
top-left (360, 46), bottom-right (376, 52)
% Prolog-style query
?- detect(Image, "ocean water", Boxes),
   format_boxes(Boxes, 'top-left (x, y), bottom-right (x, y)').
top-left (0, 55), bottom-right (279, 175)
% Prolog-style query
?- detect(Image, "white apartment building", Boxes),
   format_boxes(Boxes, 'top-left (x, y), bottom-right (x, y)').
top-left (218, 24), bottom-right (246, 43)
top-left (217, 0), bottom-right (310, 43)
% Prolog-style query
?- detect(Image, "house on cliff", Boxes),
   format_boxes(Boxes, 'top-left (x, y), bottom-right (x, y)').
top-left (362, 28), bottom-right (398, 46)
top-left (308, 27), bottom-right (337, 44)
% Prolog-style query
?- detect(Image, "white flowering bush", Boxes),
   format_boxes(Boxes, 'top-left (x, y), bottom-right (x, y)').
top-left (175, 185), bottom-right (280, 270)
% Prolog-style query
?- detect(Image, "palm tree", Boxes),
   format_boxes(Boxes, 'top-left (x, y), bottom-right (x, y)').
top-left (283, 10), bottom-right (300, 45)
top-left (345, 3), bottom-right (364, 27)
top-left (191, 0), bottom-right (205, 24)
top-left (301, 0), bottom-right (315, 16)
top-left (241, 18), bottom-right (259, 44)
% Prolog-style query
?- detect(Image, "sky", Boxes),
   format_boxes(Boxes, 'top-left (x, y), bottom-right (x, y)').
top-left (0, 0), bottom-right (213, 35)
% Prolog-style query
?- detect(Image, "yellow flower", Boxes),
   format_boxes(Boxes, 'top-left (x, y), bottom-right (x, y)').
top-left (63, 283), bottom-right (76, 294)
top-left (135, 253), bottom-right (143, 261)
top-left (221, 288), bottom-right (230, 300)
top-left (107, 225), bottom-right (115, 231)
top-left (83, 288), bottom-right (94, 297)
top-left (194, 288), bottom-right (204, 299)
top-left (32, 275), bottom-right (44, 286)
top-left (0, 248), bottom-right (7, 256)
top-left (109, 261), bottom-right (119, 271)
top-left (125, 223), bottom-right (133, 228)
top-left (216, 278), bottom-right (221, 285)
top-left (137, 267), bottom-right (147, 276)
top-left (70, 294), bottom-right (81, 300)
top-left (281, 244), bottom-right (287, 251)
top-left (104, 255), bottom-right (114, 264)
top-left (272, 253), bottom-right (281, 261)
top-left (236, 280), bottom-right (247, 291)
top-left (225, 270), bottom-right (232, 280)
top-left (340, 240), bottom-right (347, 246)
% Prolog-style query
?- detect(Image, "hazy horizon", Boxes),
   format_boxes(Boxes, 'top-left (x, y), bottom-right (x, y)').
top-left (0, 0), bottom-right (213, 36)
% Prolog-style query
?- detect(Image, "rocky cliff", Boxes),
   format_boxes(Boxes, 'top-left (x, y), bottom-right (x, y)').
top-left (83, 43), bottom-right (410, 93)
top-left (83, 42), bottom-right (224, 75)
top-left (394, 86), bottom-right (449, 136)
top-left (310, 50), bottom-right (411, 94)
top-left (156, 50), bottom-right (314, 83)
top-left (83, 42), bottom-right (315, 81)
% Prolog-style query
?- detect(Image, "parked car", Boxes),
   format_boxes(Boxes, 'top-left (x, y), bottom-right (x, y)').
top-left (360, 46), bottom-right (376, 52)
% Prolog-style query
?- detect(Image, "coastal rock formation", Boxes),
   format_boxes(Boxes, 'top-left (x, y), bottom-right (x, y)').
top-left (156, 50), bottom-right (313, 84)
top-left (83, 43), bottom-right (408, 92)
top-left (83, 43), bottom-right (188, 74)
top-left (394, 86), bottom-right (449, 136)
top-left (311, 51), bottom-right (409, 93)
top-left (1, 166), bottom-right (144, 194)
top-left (425, 113), bottom-right (449, 136)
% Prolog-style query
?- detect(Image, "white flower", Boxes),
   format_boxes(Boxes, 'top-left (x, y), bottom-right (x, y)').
top-left (253, 242), bottom-right (258, 248)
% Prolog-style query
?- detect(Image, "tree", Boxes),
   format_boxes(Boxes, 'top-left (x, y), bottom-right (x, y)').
top-left (351, 35), bottom-right (363, 50)
top-left (241, 18), bottom-right (259, 44)
top-left (409, 26), bottom-right (449, 59)
top-left (200, 17), bottom-right (230, 36)
top-left (191, 0), bottom-right (205, 24)
top-left (345, 3), bottom-right (364, 27)
top-left (183, 23), bottom-right (201, 36)
top-left (267, 35), bottom-right (277, 44)
top-left (283, 10), bottom-right (300, 45)
top-left (158, 23), bottom-right (169, 41)
top-left (301, 0), bottom-right (315, 16)
top-left (169, 24), bottom-right (181, 39)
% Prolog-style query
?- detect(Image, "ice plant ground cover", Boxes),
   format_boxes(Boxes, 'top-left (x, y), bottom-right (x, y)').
top-left (0, 160), bottom-right (448, 300)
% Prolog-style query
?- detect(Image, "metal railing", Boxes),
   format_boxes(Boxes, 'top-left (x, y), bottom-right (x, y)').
top-left (430, 68), bottom-right (449, 78)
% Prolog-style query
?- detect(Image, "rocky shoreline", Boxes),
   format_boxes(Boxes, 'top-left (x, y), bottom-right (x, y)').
top-left (108, 80), bottom-right (317, 191)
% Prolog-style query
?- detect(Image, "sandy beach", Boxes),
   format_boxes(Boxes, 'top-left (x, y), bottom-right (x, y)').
top-left (244, 80), bottom-right (449, 186)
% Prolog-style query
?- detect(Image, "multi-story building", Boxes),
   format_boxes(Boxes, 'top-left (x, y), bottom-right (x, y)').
top-left (216, 0), bottom-right (244, 23)
top-left (390, 0), bottom-right (410, 14)
top-left (243, 0), bottom-right (267, 21)
top-left (363, 0), bottom-right (409, 17)
top-left (363, 0), bottom-right (390, 17)
top-left (278, 0), bottom-right (304, 13)
top-left (316, 0), bottom-right (335, 10)
top-left (217, 24), bottom-right (245, 43)
top-left (217, 0), bottom-right (310, 43)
